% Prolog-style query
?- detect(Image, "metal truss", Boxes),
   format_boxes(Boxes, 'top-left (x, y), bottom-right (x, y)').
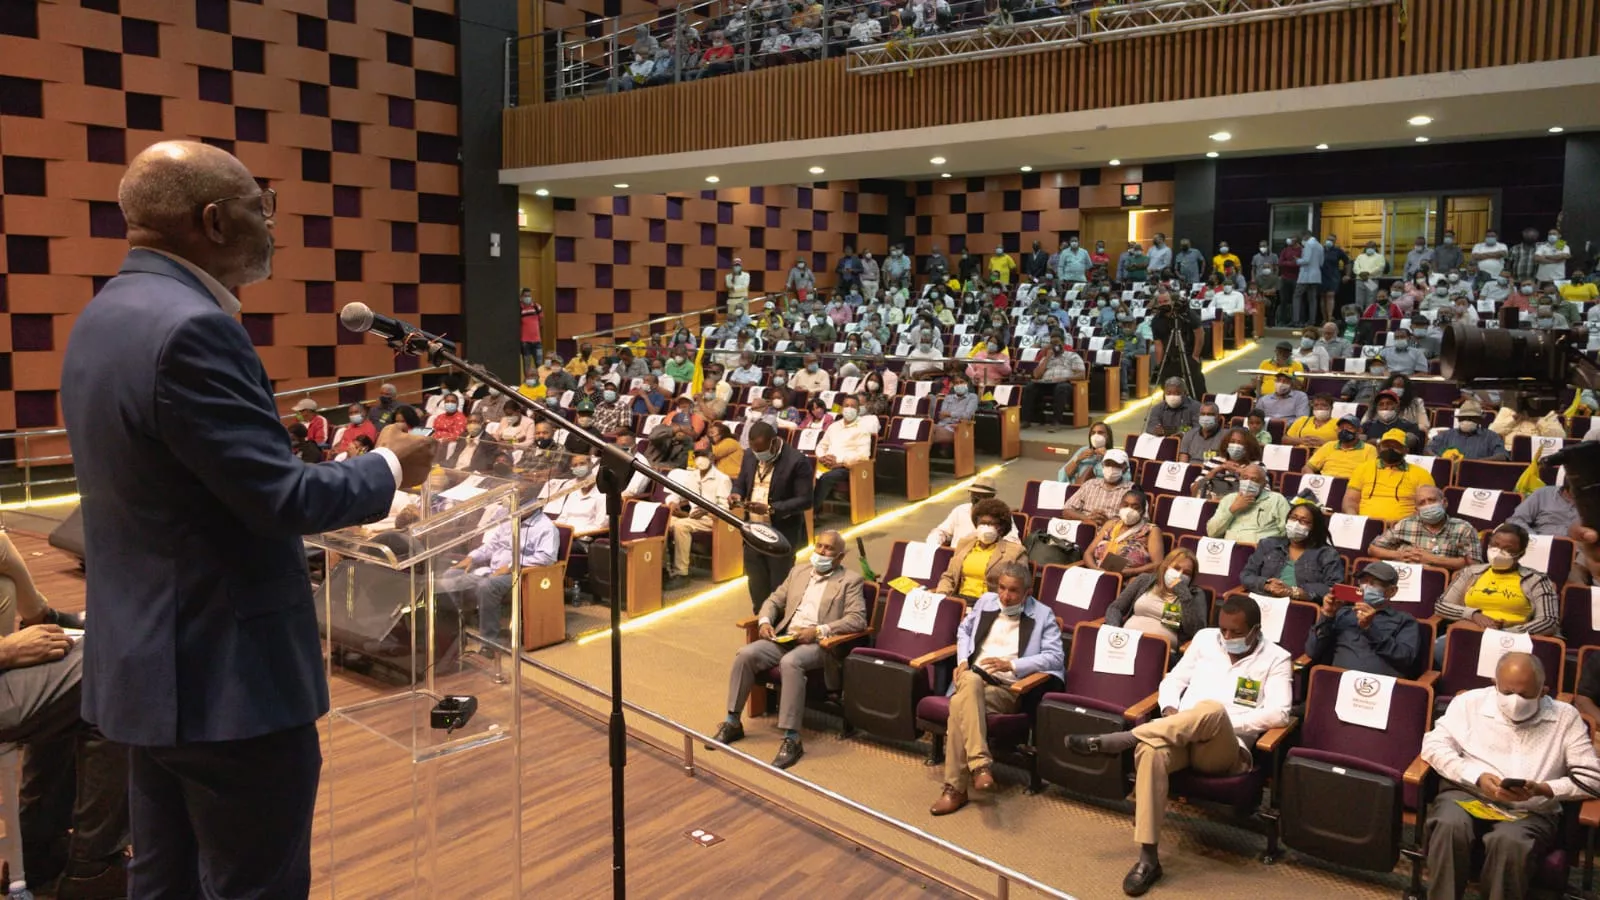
top-left (847, 0), bottom-right (1397, 74)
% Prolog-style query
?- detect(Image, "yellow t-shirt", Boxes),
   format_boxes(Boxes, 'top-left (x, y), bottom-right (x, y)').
top-left (1559, 282), bottom-right (1598, 304)
top-left (1465, 568), bottom-right (1531, 624)
top-left (960, 544), bottom-right (995, 598)
top-left (1287, 415), bottom-right (1339, 445)
top-left (1347, 460), bottom-right (1436, 521)
top-left (1308, 441), bottom-right (1376, 479)
top-left (1260, 359), bottom-right (1304, 394)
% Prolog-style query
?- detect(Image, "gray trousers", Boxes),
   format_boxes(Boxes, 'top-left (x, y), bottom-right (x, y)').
top-left (1291, 281), bottom-right (1321, 325)
top-left (725, 639), bottom-right (826, 731)
top-left (1426, 788), bottom-right (1558, 900)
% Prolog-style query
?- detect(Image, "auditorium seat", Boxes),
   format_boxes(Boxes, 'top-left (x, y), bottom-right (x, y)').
top-left (839, 588), bottom-right (965, 743)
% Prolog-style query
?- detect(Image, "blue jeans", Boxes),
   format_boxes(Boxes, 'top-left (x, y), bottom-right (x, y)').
top-left (476, 573), bottom-right (516, 636)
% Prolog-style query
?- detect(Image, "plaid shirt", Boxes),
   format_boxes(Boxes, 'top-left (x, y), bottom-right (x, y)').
top-left (1506, 241), bottom-right (1540, 282)
top-left (594, 400), bottom-right (633, 436)
top-left (1371, 515), bottom-right (1483, 564)
top-left (1064, 476), bottom-right (1133, 519)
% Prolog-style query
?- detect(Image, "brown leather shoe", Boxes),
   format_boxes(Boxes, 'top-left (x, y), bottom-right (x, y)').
top-left (971, 766), bottom-right (995, 791)
top-left (930, 784), bottom-right (968, 816)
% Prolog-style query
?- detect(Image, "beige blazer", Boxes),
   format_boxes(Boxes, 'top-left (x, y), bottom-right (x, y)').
top-left (758, 564), bottom-right (868, 637)
top-left (936, 533), bottom-right (1029, 598)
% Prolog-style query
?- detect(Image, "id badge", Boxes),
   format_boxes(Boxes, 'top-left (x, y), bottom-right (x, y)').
top-left (1234, 676), bottom-right (1262, 708)
top-left (1160, 601), bottom-right (1183, 628)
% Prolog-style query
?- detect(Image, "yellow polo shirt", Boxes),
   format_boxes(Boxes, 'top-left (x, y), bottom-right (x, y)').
top-left (1346, 459), bottom-right (1436, 521)
top-left (959, 545), bottom-right (995, 598)
top-left (1287, 415), bottom-right (1339, 445)
top-left (1259, 359), bottom-right (1304, 394)
top-left (1308, 441), bottom-right (1376, 479)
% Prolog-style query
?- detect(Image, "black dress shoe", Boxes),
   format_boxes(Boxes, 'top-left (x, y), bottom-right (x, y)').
top-left (55, 857), bottom-right (128, 900)
top-left (1067, 734), bottom-right (1104, 755)
top-left (1121, 859), bottom-right (1163, 897)
top-left (772, 737), bottom-right (804, 769)
top-left (708, 720), bottom-right (744, 749)
top-left (663, 574), bottom-right (691, 591)
top-left (45, 607), bottom-right (85, 630)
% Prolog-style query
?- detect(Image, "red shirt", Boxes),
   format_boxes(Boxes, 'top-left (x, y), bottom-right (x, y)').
top-left (1278, 246), bottom-right (1301, 281)
top-left (1362, 302), bottom-right (1403, 319)
top-left (520, 302), bottom-right (542, 342)
top-left (431, 411), bottom-right (468, 442)
top-left (702, 44), bottom-right (733, 63)
top-left (299, 414), bottom-right (329, 446)
top-left (335, 420), bottom-right (377, 454)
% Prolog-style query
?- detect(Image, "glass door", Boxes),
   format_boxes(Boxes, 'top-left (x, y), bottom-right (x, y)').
top-left (1269, 203), bottom-right (1314, 251)
top-left (1382, 198), bottom-right (1439, 274)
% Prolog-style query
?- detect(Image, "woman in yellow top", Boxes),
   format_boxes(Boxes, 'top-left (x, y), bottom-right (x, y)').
top-left (1559, 271), bottom-right (1596, 305)
top-left (707, 422), bottom-right (744, 479)
top-left (1284, 393), bottom-right (1340, 448)
top-left (1255, 341), bottom-right (1305, 394)
top-left (1083, 488), bottom-right (1163, 578)
top-left (1431, 522), bottom-right (1559, 664)
top-left (935, 498), bottom-right (1028, 601)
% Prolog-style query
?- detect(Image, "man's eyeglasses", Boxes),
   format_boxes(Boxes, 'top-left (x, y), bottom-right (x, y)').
top-left (211, 188), bottom-right (277, 219)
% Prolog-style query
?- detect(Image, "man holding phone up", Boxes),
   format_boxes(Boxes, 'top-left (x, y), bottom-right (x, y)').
top-left (1302, 561), bottom-right (1421, 677)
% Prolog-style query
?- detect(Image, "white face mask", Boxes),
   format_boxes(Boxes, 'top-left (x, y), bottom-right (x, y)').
top-left (1312, 407), bottom-right (1331, 422)
top-left (1284, 520), bottom-right (1310, 542)
top-left (1163, 568), bottom-right (1187, 589)
top-left (696, 456), bottom-right (712, 472)
top-left (1487, 547), bottom-right (1519, 571)
top-left (1090, 433), bottom-right (1108, 449)
top-left (975, 524), bottom-right (999, 545)
top-left (1458, 420), bottom-right (1479, 434)
top-left (1495, 689), bottom-right (1541, 724)
top-left (1164, 394), bottom-right (1183, 408)
top-left (1117, 507), bottom-right (1142, 527)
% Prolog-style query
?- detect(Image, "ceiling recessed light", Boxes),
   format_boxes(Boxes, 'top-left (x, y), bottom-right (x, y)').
top-left (808, 166), bottom-right (825, 175)
top-left (1549, 126), bottom-right (1565, 133)
top-left (1414, 136), bottom-right (1429, 143)
top-left (613, 183), bottom-right (629, 189)
top-left (1209, 131), bottom-right (1232, 142)
top-left (1315, 143), bottom-right (1330, 150)
top-left (1407, 115), bottom-right (1432, 126)
top-left (929, 156), bottom-right (946, 165)
top-left (704, 175), bottom-right (720, 183)
top-left (534, 188), bottom-right (549, 197)
top-left (1108, 159), bottom-right (1121, 166)
top-left (1019, 165), bottom-right (1033, 172)
top-left (940, 172), bottom-right (951, 178)
top-left (1205, 151), bottom-right (1219, 158)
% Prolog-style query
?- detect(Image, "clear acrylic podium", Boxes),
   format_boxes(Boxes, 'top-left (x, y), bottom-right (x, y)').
top-left (307, 472), bottom-right (528, 899)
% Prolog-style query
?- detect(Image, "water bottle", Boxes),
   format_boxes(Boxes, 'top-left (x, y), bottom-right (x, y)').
top-left (7, 879), bottom-right (32, 900)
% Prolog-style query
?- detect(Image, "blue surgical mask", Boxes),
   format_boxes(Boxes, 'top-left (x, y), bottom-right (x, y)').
top-left (443, 403), bottom-right (458, 413)
top-left (603, 390), bottom-right (618, 403)
top-left (954, 384), bottom-right (969, 396)
top-left (1222, 633), bottom-right (1254, 655)
top-left (1001, 602), bottom-right (1024, 617)
top-left (754, 445), bottom-right (778, 463)
top-left (1198, 415), bottom-right (1218, 430)
top-left (1361, 584), bottom-right (1387, 607)
top-left (810, 552), bottom-right (833, 573)
top-left (349, 413), bottom-right (364, 425)
top-left (1238, 480), bottom-right (1263, 497)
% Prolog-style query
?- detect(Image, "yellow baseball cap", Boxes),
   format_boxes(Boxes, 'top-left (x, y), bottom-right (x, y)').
top-left (1380, 428), bottom-right (1409, 445)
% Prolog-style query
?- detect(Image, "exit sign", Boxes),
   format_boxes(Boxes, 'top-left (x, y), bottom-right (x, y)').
top-left (1121, 184), bottom-right (1142, 207)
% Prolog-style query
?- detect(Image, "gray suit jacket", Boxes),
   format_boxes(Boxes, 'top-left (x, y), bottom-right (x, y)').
top-left (758, 564), bottom-right (868, 637)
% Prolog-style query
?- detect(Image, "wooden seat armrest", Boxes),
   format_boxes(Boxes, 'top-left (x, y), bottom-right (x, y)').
top-left (1423, 614), bottom-right (1444, 628)
top-left (1256, 717), bottom-right (1298, 753)
top-left (819, 628), bottom-right (873, 650)
top-left (1178, 640), bottom-right (1192, 654)
top-left (908, 645), bottom-right (957, 669)
top-left (1404, 755), bottom-right (1433, 787)
top-left (1124, 692), bottom-right (1161, 721)
top-left (1558, 691), bottom-right (1576, 704)
top-left (1580, 798), bottom-right (1600, 828)
top-left (1009, 671), bottom-right (1051, 697)
top-left (1293, 653), bottom-right (1312, 669)
top-left (1416, 670), bottom-right (1441, 690)
top-left (1086, 617), bottom-right (1106, 627)
top-left (736, 615), bottom-right (759, 629)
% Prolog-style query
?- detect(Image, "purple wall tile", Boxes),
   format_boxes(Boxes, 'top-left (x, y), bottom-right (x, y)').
top-left (796, 231), bottom-right (811, 252)
top-left (555, 236), bottom-right (575, 262)
top-left (88, 201), bottom-right (126, 239)
top-left (337, 318), bottom-right (364, 343)
top-left (1058, 186), bottom-right (1079, 208)
top-left (303, 215), bottom-right (333, 247)
top-left (699, 269), bottom-right (714, 291)
top-left (700, 189), bottom-right (716, 201)
top-left (648, 267), bottom-right (665, 290)
top-left (393, 353), bottom-right (419, 372)
top-left (241, 313), bottom-right (273, 346)
top-left (666, 243), bottom-right (683, 266)
top-left (716, 247), bottom-right (731, 269)
top-left (1021, 211), bottom-right (1040, 232)
top-left (305, 281), bottom-right (333, 313)
top-left (766, 206), bottom-right (780, 228)
top-left (648, 218), bottom-right (666, 242)
top-left (812, 252), bottom-right (827, 272)
top-left (595, 264), bottom-right (612, 288)
top-left (556, 286), bottom-right (577, 312)
top-left (749, 186), bottom-right (764, 204)
top-left (717, 202), bottom-right (733, 225)
top-left (765, 250), bottom-right (780, 271)
top-left (594, 214), bottom-right (612, 239)
top-left (748, 227), bottom-right (764, 248)
top-left (844, 192), bottom-right (857, 213)
top-left (11, 314), bottom-right (53, 352)
top-left (699, 223), bottom-right (715, 245)
top-left (666, 196), bottom-right (683, 220)
top-left (333, 185), bottom-right (361, 217)
top-left (594, 313), bottom-right (613, 333)
top-left (393, 283), bottom-right (418, 314)
top-left (812, 210), bottom-right (828, 231)
top-left (612, 195), bottom-right (630, 216)
top-left (15, 391), bottom-right (56, 428)
top-left (613, 241), bottom-right (631, 265)
top-left (797, 187), bottom-right (812, 209)
top-left (950, 234), bottom-right (966, 253)
top-left (613, 289), bottom-right (630, 313)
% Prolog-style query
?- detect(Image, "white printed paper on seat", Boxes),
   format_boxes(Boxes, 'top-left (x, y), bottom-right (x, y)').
top-left (1214, 393), bottom-right (1238, 415)
top-left (1589, 587), bottom-right (1600, 634)
top-left (1247, 593), bottom-right (1289, 643)
top-left (895, 343), bottom-right (912, 356)
top-left (559, 390), bottom-right (576, 408)
top-left (1334, 669), bottom-right (1397, 730)
top-left (1532, 436), bottom-right (1566, 460)
top-left (958, 334), bottom-right (975, 350)
top-left (1088, 336), bottom-right (1107, 351)
top-left (1522, 534), bottom-right (1553, 573)
top-left (1478, 298), bottom-right (1498, 314)
top-left (840, 377), bottom-right (861, 394)
top-left (746, 387), bottom-right (765, 403)
top-left (1167, 496), bottom-right (1207, 532)
top-left (1200, 306), bottom-right (1217, 322)
top-left (1096, 349), bottom-right (1116, 366)
top-left (1332, 401), bottom-right (1360, 420)
top-left (913, 381), bottom-right (934, 398)
top-left (629, 501), bottom-right (661, 534)
top-left (818, 391), bottom-right (838, 408)
top-left (1021, 348), bottom-right (1042, 363)
top-left (1457, 488), bottom-right (1503, 522)
top-left (832, 342), bottom-right (848, 354)
top-left (1133, 433), bottom-right (1163, 460)
top-left (1343, 357), bottom-right (1368, 374)
top-left (900, 541), bottom-right (938, 580)
top-left (1155, 462), bottom-right (1189, 493)
top-left (1035, 480), bottom-right (1071, 513)
top-left (896, 588), bottom-right (943, 636)
top-left (1388, 561), bottom-right (1423, 605)
top-left (1298, 474), bottom-right (1334, 506)
top-left (1048, 518), bottom-right (1083, 542)
top-left (797, 429), bottom-right (823, 452)
top-left (994, 385), bottom-right (1017, 405)
top-left (1405, 455), bottom-right (1436, 474)
top-left (1056, 566), bottom-right (1104, 609)
top-left (1261, 444), bottom-right (1294, 472)
top-left (439, 476), bottom-right (487, 503)
top-left (643, 414), bottom-right (665, 433)
top-left (897, 418), bottom-right (923, 441)
top-left (1326, 513), bottom-right (1369, 550)
top-left (953, 323), bottom-right (967, 335)
top-left (1093, 625), bottom-right (1140, 676)
top-left (1476, 630), bottom-right (1534, 679)
top-left (899, 395), bottom-right (921, 415)
top-left (1195, 537), bottom-right (1237, 576)
top-left (721, 340), bottom-right (738, 351)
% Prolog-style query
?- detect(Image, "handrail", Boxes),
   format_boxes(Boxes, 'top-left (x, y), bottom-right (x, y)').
top-left (567, 306), bottom-right (726, 343)
top-left (273, 366), bottom-right (452, 403)
top-left (515, 651), bottom-right (1079, 900)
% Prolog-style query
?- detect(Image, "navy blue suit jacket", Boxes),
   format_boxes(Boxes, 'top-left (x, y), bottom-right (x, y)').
top-left (60, 250), bottom-right (397, 746)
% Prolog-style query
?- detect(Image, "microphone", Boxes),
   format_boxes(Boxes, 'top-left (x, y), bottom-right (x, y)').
top-left (739, 520), bottom-right (793, 558)
top-left (339, 302), bottom-right (457, 353)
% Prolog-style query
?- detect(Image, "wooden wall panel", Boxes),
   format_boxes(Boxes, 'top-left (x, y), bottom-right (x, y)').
top-left (507, 0), bottom-right (1599, 167)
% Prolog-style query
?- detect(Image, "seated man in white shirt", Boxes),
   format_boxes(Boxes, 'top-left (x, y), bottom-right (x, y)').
top-left (727, 353), bottom-right (764, 386)
top-left (1420, 652), bottom-right (1599, 900)
top-left (925, 475), bottom-right (1019, 546)
top-left (664, 454), bottom-right (734, 590)
top-left (438, 495), bottom-right (560, 643)
top-left (1214, 285), bottom-right (1246, 317)
top-left (1069, 595), bottom-right (1293, 896)
top-left (906, 339), bottom-right (945, 378)
top-left (789, 352), bottom-right (831, 394)
top-left (542, 458), bottom-right (607, 538)
top-left (811, 396), bottom-right (874, 515)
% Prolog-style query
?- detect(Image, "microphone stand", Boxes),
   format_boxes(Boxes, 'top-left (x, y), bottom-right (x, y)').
top-left (374, 330), bottom-right (792, 900)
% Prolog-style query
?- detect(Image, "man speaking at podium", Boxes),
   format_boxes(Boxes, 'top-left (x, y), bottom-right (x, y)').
top-left (61, 142), bottom-right (435, 897)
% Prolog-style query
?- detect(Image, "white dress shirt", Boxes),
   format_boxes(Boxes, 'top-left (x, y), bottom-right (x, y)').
top-left (1535, 240), bottom-right (1570, 284)
top-left (1421, 689), bottom-right (1600, 814)
top-left (1158, 628), bottom-right (1293, 744)
top-left (974, 613), bottom-right (1022, 684)
top-left (667, 465), bottom-right (732, 508)
top-left (790, 368), bottom-right (831, 393)
top-left (545, 479), bottom-right (608, 535)
top-left (816, 418), bottom-right (873, 466)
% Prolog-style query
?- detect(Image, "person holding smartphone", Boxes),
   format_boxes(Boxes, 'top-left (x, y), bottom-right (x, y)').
top-left (1302, 561), bottom-right (1421, 677)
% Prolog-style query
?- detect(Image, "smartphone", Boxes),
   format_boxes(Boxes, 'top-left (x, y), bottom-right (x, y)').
top-left (411, 427), bottom-right (434, 437)
top-left (1330, 584), bottom-right (1361, 605)
top-left (1500, 778), bottom-right (1527, 790)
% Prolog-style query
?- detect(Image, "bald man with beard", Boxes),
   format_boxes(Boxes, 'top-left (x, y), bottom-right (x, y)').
top-left (61, 141), bottom-right (435, 897)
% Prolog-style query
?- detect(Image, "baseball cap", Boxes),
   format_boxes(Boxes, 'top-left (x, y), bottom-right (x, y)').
top-left (1380, 428), bottom-right (1409, 445)
top-left (1103, 449), bottom-right (1130, 466)
top-left (1359, 561), bottom-right (1400, 584)
top-left (1337, 414), bottom-right (1361, 428)
top-left (1275, 340), bottom-right (1293, 351)
top-left (293, 398), bottom-right (317, 412)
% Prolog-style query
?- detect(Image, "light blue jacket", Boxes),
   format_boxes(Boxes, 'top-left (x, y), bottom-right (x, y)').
top-left (950, 593), bottom-right (1066, 694)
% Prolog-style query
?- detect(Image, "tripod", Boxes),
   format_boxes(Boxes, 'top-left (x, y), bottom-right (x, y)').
top-left (1154, 307), bottom-right (1208, 397)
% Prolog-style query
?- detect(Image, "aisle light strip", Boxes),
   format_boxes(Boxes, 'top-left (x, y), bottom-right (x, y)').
top-left (1101, 340), bottom-right (1261, 425)
top-left (0, 493), bottom-right (82, 513)
top-left (574, 463), bottom-right (1009, 645)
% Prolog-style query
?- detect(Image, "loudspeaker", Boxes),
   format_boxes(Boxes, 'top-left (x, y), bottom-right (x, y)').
top-left (317, 558), bottom-right (460, 683)
top-left (47, 506), bottom-right (85, 566)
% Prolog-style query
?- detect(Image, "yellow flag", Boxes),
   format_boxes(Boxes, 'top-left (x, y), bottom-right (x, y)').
top-left (689, 340), bottom-right (708, 396)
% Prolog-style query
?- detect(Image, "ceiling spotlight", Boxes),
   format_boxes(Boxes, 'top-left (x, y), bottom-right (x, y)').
top-left (1549, 126), bottom-right (1565, 133)
top-left (1407, 115), bottom-right (1432, 126)
top-left (1314, 143), bottom-right (1330, 150)
top-left (1205, 151), bottom-right (1219, 158)
top-left (929, 156), bottom-right (946, 165)
top-left (1108, 159), bottom-right (1121, 166)
top-left (704, 175), bottom-right (720, 183)
top-left (940, 172), bottom-right (951, 178)
top-left (1414, 136), bottom-right (1429, 143)
top-left (1209, 131), bottom-right (1232, 142)
top-left (534, 188), bottom-right (549, 197)
top-left (613, 183), bottom-right (629, 189)
top-left (808, 166), bottom-right (825, 175)
top-left (1019, 165), bottom-right (1033, 172)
